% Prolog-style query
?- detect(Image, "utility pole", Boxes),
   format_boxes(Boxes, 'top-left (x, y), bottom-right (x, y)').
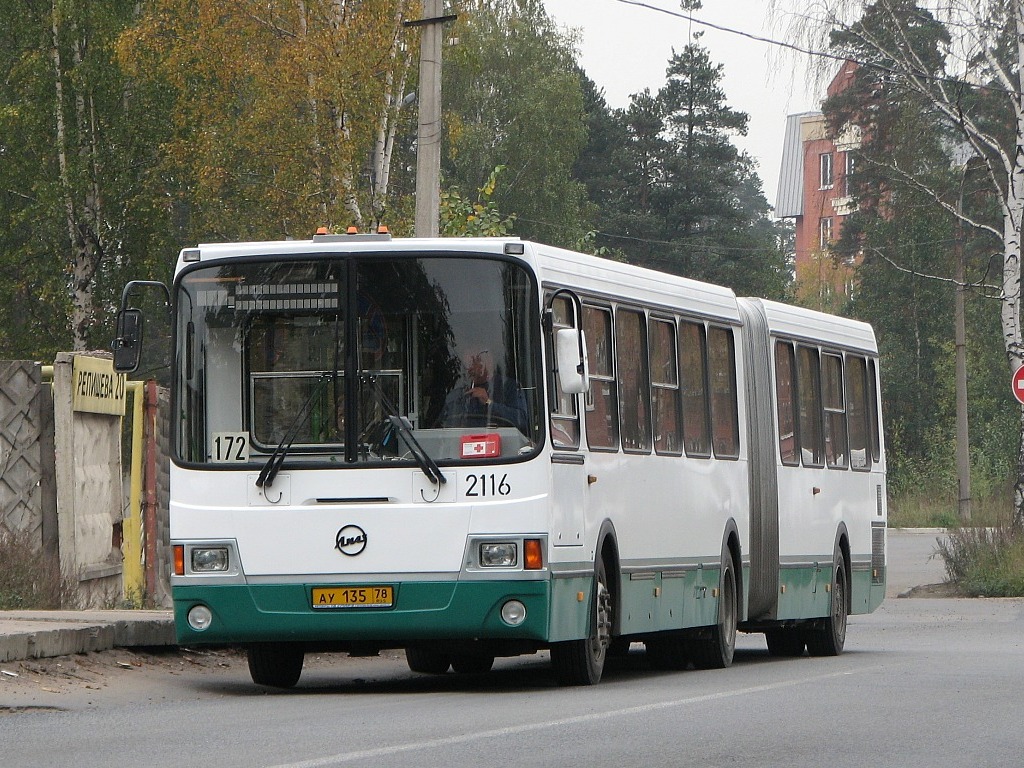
top-left (954, 176), bottom-right (971, 523)
top-left (408, 2), bottom-right (456, 238)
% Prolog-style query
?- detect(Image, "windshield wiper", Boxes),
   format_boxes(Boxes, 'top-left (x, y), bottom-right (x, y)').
top-left (256, 374), bottom-right (330, 489)
top-left (387, 414), bottom-right (446, 486)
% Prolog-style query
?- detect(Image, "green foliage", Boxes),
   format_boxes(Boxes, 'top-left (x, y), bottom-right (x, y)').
top-left (440, 166), bottom-right (516, 236)
top-left (0, 0), bottom-right (176, 356)
top-left (573, 35), bottom-right (790, 298)
top-left (826, 1), bottom-right (1016, 497)
top-left (0, 527), bottom-right (78, 610)
top-left (937, 523), bottom-right (1024, 597)
top-left (444, 0), bottom-right (589, 247)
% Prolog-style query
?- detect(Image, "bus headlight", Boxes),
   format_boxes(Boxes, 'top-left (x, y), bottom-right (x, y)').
top-left (501, 600), bottom-right (527, 626)
top-left (187, 605), bottom-right (213, 631)
top-left (191, 547), bottom-right (229, 572)
top-left (480, 542), bottom-right (517, 567)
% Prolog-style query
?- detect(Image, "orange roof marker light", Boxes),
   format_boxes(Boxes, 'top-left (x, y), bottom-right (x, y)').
top-left (315, 226), bottom-right (329, 235)
top-left (377, 224), bottom-right (390, 235)
top-left (346, 226), bottom-right (359, 234)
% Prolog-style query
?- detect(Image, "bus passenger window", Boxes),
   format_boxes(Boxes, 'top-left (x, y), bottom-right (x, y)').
top-left (547, 295), bottom-right (580, 449)
top-left (868, 358), bottom-right (881, 463)
top-left (775, 341), bottom-right (799, 466)
top-left (846, 355), bottom-right (870, 470)
top-left (708, 326), bottom-right (739, 458)
top-left (616, 308), bottom-right (651, 453)
top-left (584, 305), bottom-right (618, 450)
top-left (680, 320), bottom-right (711, 457)
top-left (650, 319), bottom-right (682, 455)
top-left (797, 346), bottom-right (824, 467)
top-left (822, 353), bottom-right (848, 468)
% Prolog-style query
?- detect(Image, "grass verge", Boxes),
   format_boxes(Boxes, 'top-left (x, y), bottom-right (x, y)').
top-left (0, 526), bottom-right (78, 610)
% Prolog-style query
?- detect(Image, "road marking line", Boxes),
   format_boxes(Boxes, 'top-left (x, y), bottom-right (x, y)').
top-left (265, 666), bottom-right (870, 768)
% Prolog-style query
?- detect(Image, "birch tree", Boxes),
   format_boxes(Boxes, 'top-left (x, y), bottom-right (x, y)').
top-left (789, 0), bottom-right (1024, 525)
top-left (119, 0), bottom-right (413, 240)
top-left (0, 0), bottom-right (165, 354)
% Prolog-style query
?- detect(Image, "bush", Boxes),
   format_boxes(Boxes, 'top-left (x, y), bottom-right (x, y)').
top-left (0, 526), bottom-right (78, 610)
top-left (937, 523), bottom-right (1024, 597)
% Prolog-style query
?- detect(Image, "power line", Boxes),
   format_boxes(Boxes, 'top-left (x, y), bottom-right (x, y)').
top-left (613, 0), bottom-right (1016, 95)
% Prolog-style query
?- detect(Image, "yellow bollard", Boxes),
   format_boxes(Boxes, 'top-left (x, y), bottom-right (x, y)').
top-left (122, 382), bottom-right (146, 601)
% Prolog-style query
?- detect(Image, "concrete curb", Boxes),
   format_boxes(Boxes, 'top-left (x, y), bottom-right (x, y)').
top-left (0, 610), bottom-right (175, 663)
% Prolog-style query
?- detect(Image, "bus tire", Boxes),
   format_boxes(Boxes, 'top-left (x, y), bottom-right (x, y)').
top-left (551, 557), bottom-right (612, 686)
top-left (765, 629), bottom-right (806, 657)
top-left (690, 548), bottom-right (738, 670)
top-left (645, 636), bottom-right (690, 671)
top-left (806, 549), bottom-right (848, 657)
top-left (451, 653), bottom-right (495, 674)
top-left (247, 642), bottom-right (304, 688)
top-left (405, 646), bottom-right (452, 674)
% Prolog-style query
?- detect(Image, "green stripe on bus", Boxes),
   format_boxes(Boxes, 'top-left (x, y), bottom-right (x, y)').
top-left (173, 580), bottom-right (567, 645)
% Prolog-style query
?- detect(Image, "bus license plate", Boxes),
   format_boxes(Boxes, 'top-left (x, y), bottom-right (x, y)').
top-left (311, 586), bottom-right (394, 609)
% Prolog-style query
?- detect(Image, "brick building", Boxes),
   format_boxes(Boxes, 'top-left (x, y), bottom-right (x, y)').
top-left (775, 63), bottom-right (860, 309)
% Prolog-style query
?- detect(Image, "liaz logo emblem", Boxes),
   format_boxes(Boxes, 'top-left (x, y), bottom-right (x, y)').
top-left (335, 525), bottom-right (367, 556)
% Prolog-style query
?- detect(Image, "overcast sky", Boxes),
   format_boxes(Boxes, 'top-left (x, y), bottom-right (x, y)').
top-left (542, 0), bottom-right (833, 212)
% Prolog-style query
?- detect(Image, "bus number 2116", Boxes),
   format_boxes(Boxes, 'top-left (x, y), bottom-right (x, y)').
top-left (465, 473), bottom-right (511, 497)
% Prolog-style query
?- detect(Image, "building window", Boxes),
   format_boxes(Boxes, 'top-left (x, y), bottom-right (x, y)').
top-left (844, 152), bottom-right (856, 197)
top-left (819, 217), bottom-right (834, 249)
top-left (819, 152), bottom-right (834, 189)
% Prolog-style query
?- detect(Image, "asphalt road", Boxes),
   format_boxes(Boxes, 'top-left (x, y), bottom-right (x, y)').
top-left (885, 528), bottom-right (948, 596)
top-left (6, 529), bottom-right (1021, 768)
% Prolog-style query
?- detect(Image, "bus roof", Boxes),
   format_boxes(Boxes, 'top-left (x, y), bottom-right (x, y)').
top-left (176, 236), bottom-right (742, 324)
top-left (528, 242), bottom-right (741, 324)
top-left (741, 297), bottom-right (878, 355)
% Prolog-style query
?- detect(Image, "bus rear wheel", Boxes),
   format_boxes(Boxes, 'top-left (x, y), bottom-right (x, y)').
top-left (690, 550), bottom-right (738, 670)
top-left (551, 558), bottom-right (612, 686)
top-left (646, 636), bottom-right (690, 671)
top-left (807, 550), bottom-right (848, 657)
top-left (247, 642), bottom-right (304, 688)
top-left (765, 629), bottom-right (806, 657)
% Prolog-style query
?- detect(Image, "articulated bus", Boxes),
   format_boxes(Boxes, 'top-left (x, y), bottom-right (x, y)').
top-left (113, 233), bottom-right (886, 688)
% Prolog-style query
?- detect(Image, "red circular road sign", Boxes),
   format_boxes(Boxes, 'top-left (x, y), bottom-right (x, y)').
top-left (1013, 365), bottom-right (1024, 405)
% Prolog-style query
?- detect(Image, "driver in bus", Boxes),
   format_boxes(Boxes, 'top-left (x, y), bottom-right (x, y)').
top-left (440, 348), bottom-right (528, 433)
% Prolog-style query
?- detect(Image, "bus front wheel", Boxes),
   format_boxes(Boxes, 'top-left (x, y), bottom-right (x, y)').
top-left (405, 646), bottom-right (452, 674)
top-left (247, 642), bottom-right (304, 688)
top-left (551, 557), bottom-right (612, 686)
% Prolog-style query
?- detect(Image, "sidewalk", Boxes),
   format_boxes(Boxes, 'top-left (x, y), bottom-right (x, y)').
top-left (0, 610), bottom-right (175, 663)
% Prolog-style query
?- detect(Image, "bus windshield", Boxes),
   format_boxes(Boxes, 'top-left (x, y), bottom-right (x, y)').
top-left (174, 254), bottom-right (542, 468)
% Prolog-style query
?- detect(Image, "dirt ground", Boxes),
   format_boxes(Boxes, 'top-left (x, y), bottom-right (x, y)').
top-left (0, 645), bottom-right (413, 712)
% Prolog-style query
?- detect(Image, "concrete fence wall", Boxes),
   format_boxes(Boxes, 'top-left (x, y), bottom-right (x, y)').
top-left (0, 355), bottom-right (173, 610)
top-left (52, 353), bottom-right (126, 607)
top-left (0, 361), bottom-right (54, 547)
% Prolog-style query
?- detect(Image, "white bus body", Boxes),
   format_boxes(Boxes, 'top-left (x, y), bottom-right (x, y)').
top-left (114, 234), bottom-right (886, 687)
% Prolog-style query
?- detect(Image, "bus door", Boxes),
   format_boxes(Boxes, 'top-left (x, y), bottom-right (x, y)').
top-left (547, 292), bottom-right (589, 547)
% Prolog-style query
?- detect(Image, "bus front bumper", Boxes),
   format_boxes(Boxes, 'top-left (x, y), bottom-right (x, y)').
top-left (172, 579), bottom-right (563, 647)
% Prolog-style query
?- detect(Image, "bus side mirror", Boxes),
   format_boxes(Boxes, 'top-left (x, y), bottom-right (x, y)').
top-left (112, 308), bottom-right (144, 373)
top-left (555, 327), bottom-right (589, 394)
